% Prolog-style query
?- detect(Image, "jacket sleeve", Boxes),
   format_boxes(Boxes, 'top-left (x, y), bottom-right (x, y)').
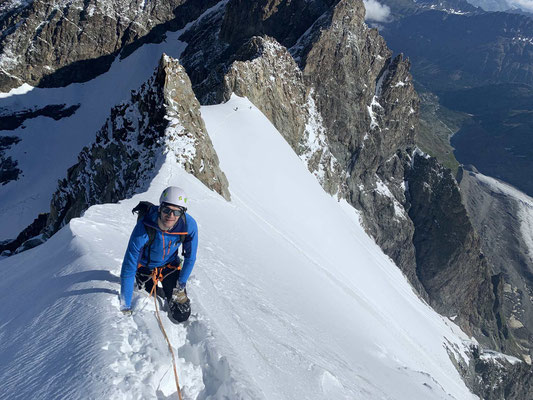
top-left (120, 221), bottom-right (148, 308)
top-left (179, 216), bottom-right (198, 286)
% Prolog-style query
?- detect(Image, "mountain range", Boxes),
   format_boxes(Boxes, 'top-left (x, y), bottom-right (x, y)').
top-left (1, 0), bottom-right (533, 398)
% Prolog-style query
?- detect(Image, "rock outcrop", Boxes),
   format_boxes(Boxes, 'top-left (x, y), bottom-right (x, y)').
top-left (449, 342), bottom-right (533, 400)
top-left (0, 0), bottom-right (219, 92)
top-left (459, 166), bottom-right (533, 362)
top-left (0, 135), bottom-right (21, 185)
top-left (4, 55), bottom-right (229, 250)
top-left (406, 154), bottom-right (506, 349)
top-left (223, 36), bottom-right (345, 195)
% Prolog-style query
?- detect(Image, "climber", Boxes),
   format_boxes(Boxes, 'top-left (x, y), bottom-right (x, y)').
top-left (119, 186), bottom-right (198, 323)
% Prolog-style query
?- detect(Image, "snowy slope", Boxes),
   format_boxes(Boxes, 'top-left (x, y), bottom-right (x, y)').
top-left (0, 95), bottom-right (478, 400)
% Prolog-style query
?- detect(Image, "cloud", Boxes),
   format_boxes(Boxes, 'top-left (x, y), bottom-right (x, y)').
top-left (509, 0), bottom-right (533, 12)
top-left (363, 0), bottom-right (392, 22)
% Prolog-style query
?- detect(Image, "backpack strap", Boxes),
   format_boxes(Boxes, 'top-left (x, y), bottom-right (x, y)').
top-left (179, 213), bottom-right (188, 256)
top-left (132, 201), bottom-right (157, 268)
top-left (180, 213), bottom-right (188, 245)
top-left (145, 226), bottom-right (156, 268)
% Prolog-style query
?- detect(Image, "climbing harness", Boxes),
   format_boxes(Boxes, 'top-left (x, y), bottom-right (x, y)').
top-left (149, 267), bottom-right (183, 400)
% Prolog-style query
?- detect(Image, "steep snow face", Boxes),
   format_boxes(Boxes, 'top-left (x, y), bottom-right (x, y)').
top-left (0, 95), bottom-right (477, 400)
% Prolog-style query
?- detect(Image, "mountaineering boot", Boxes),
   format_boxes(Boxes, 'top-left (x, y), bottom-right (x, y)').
top-left (168, 286), bottom-right (191, 322)
top-left (169, 299), bottom-right (191, 323)
top-left (121, 307), bottom-right (133, 316)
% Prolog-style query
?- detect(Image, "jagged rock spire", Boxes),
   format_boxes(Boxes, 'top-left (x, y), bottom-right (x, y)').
top-left (17, 54), bottom-right (229, 244)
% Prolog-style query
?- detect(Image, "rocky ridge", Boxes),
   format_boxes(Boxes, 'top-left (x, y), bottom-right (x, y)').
top-left (406, 154), bottom-right (508, 350)
top-left (1, 54), bottom-right (229, 253)
top-left (223, 36), bottom-right (345, 195)
top-left (459, 166), bottom-right (533, 362)
top-left (297, 0), bottom-right (422, 293)
top-left (447, 341), bottom-right (533, 400)
top-left (43, 54), bottom-right (230, 237)
top-left (0, 0), bottom-right (219, 92)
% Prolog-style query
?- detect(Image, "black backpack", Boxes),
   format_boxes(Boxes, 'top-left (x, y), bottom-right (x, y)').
top-left (132, 201), bottom-right (187, 266)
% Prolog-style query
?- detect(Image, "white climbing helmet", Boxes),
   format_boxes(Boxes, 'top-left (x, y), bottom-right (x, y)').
top-left (159, 186), bottom-right (188, 209)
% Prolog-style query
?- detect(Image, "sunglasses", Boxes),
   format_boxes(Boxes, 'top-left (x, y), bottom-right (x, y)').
top-left (160, 206), bottom-right (184, 217)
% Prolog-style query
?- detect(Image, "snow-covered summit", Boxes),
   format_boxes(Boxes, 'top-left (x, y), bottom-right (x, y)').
top-left (0, 95), bottom-right (479, 399)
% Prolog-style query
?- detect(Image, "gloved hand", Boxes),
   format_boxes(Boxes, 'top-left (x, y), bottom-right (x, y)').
top-left (172, 285), bottom-right (188, 304)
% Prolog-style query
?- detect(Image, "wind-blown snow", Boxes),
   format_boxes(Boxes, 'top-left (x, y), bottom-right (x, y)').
top-left (0, 95), bottom-right (477, 400)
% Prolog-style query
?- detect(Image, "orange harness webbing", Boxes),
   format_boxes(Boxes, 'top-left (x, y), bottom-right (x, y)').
top-left (149, 267), bottom-right (183, 400)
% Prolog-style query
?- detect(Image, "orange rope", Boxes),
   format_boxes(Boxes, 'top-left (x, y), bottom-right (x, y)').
top-left (149, 268), bottom-right (183, 400)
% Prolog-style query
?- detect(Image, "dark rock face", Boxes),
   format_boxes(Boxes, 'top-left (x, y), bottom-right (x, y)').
top-left (0, 135), bottom-right (21, 185)
top-left (0, 104), bottom-right (80, 130)
top-left (459, 167), bottom-right (533, 362)
top-left (0, 213), bottom-right (48, 255)
top-left (406, 154), bottom-right (506, 349)
top-left (0, 0), bottom-right (219, 92)
top-left (41, 55), bottom-right (229, 239)
top-left (219, 0), bottom-right (336, 49)
top-left (0, 155), bottom-right (20, 185)
top-left (450, 342), bottom-right (533, 400)
top-left (472, 358), bottom-right (533, 400)
top-left (179, 0), bottom-right (339, 104)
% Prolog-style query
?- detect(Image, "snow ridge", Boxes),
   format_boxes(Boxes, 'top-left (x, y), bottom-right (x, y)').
top-left (0, 95), bottom-right (479, 400)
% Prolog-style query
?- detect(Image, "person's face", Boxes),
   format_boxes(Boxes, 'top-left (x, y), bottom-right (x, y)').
top-left (159, 204), bottom-right (181, 230)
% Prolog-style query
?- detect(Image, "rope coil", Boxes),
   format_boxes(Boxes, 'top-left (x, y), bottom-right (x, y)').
top-left (149, 268), bottom-right (183, 400)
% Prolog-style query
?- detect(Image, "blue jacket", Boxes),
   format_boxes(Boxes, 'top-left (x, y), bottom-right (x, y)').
top-left (120, 205), bottom-right (198, 308)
